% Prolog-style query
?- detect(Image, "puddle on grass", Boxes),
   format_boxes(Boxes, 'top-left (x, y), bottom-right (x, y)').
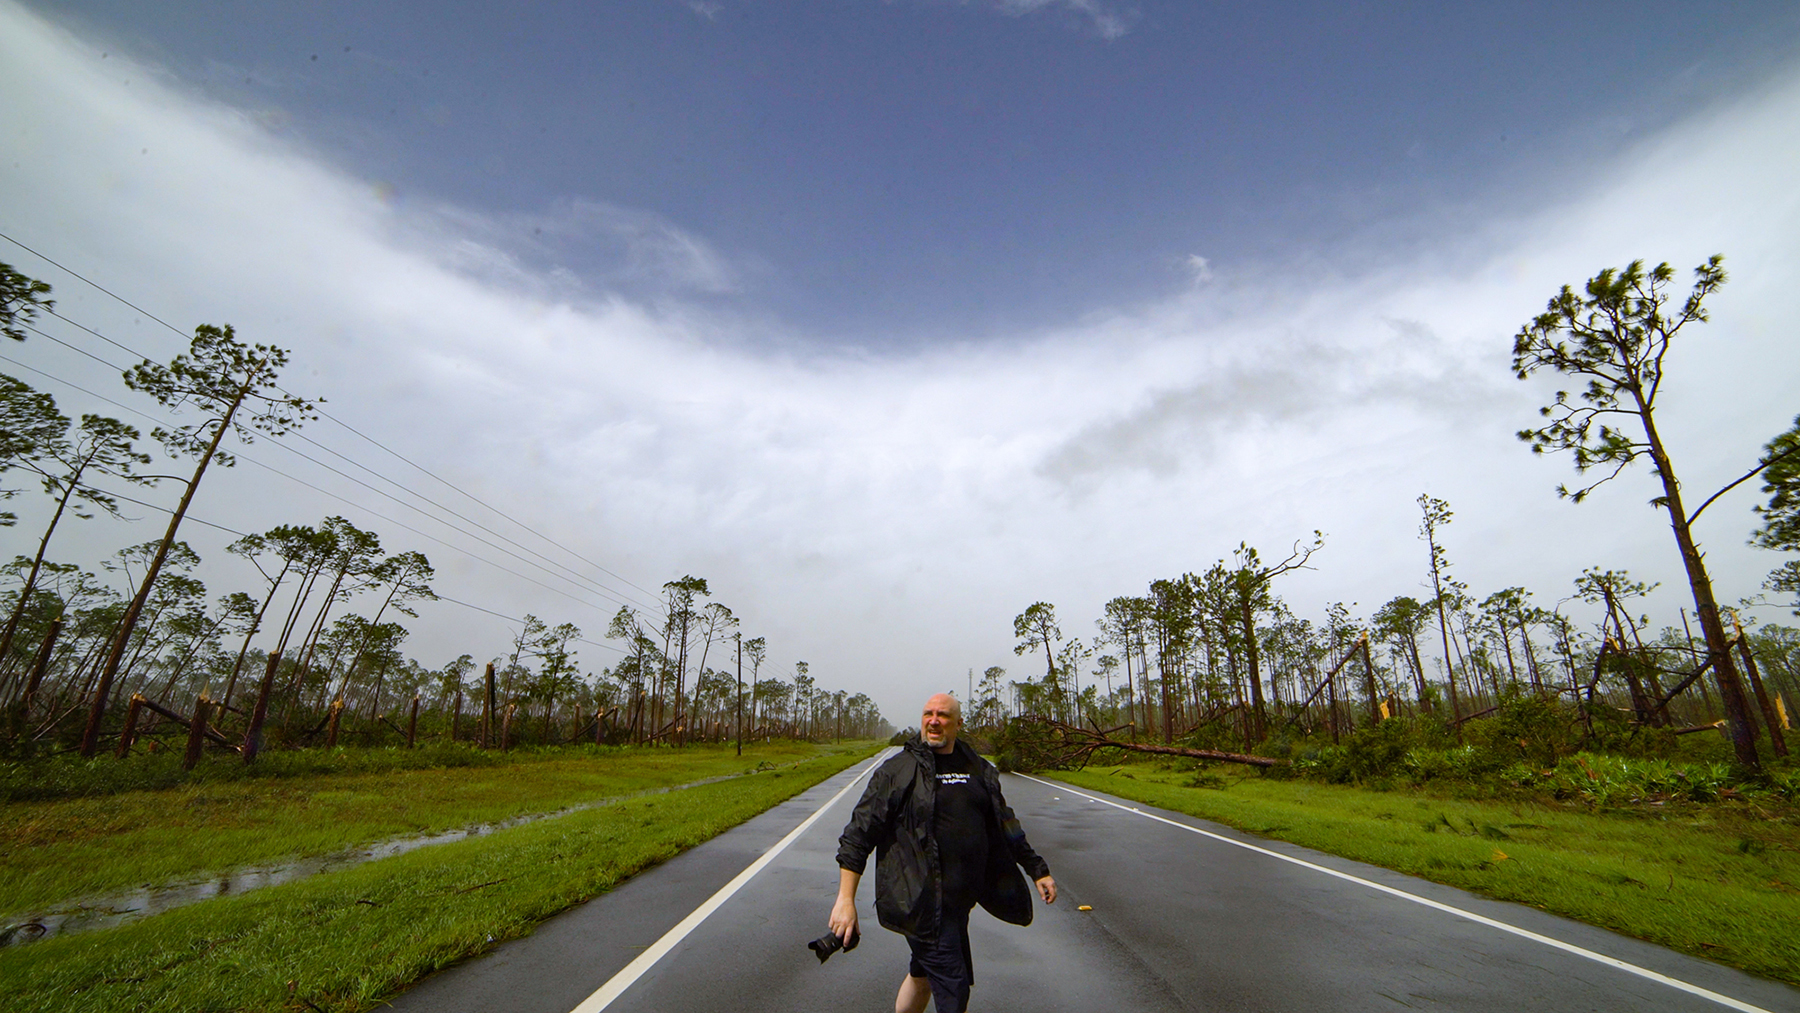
top-left (0, 763), bottom-right (793, 947)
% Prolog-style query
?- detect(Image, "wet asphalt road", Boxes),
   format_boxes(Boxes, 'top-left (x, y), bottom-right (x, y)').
top-left (388, 753), bottom-right (1799, 1012)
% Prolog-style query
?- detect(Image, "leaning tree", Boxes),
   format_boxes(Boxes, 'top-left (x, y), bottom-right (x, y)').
top-left (0, 389), bottom-right (154, 670)
top-left (80, 324), bottom-right (317, 756)
top-left (1511, 255), bottom-right (1787, 769)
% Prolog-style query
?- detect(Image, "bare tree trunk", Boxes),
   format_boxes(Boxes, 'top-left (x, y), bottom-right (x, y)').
top-left (222, 559), bottom-right (292, 716)
top-left (0, 471), bottom-right (83, 668)
top-left (1239, 596), bottom-right (1266, 742)
top-left (19, 619), bottom-right (62, 715)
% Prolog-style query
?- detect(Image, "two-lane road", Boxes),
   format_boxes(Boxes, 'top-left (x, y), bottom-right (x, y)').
top-left (391, 755), bottom-right (1798, 1012)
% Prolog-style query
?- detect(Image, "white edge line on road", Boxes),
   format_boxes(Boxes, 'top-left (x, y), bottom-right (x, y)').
top-left (1019, 774), bottom-right (1775, 1013)
top-left (567, 748), bottom-right (894, 1013)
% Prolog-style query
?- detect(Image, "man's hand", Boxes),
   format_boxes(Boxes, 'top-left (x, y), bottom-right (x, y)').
top-left (831, 868), bottom-right (862, 943)
top-left (1035, 875), bottom-right (1057, 904)
top-left (829, 894), bottom-right (859, 944)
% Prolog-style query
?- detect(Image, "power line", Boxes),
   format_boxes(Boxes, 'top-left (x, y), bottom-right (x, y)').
top-left (1, 231), bottom-right (191, 341)
top-left (27, 312), bottom-right (664, 619)
top-left (74, 481), bottom-right (250, 538)
top-left (273, 421), bottom-right (662, 614)
top-left (21, 321), bottom-right (129, 372)
top-left (47, 307), bottom-right (154, 364)
top-left (2, 237), bottom-right (664, 668)
top-left (0, 352), bottom-right (150, 426)
top-left (2, 229), bottom-right (665, 610)
top-left (87, 486), bottom-right (632, 659)
top-left (5, 356), bottom-right (656, 626)
top-left (230, 453), bottom-right (645, 621)
top-left (249, 418), bottom-right (653, 614)
top-left (303, 406), bottom-right (664, 603)
top-left (85, 477), bottom-right (631, 657)
top-left (434, 595), bottom-right (629, 657)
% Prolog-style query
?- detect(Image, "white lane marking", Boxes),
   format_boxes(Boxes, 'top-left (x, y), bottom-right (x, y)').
top-left (1019, 774), bottom-right (1776, 1013)
top-left (568, 749), bottom-right (892, 1013)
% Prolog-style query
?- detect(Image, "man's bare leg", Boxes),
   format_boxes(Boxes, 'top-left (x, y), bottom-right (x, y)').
top-left (895, 974), bottom-right (931, 1013)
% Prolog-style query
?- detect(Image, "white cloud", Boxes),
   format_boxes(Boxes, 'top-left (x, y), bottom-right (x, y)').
top-left (989, 0), bottom-right (1136, 40)
top-left (1181, 253), bottom-right (1213, 286)
top-left (426, 198), bottom-right (745, 298)
top-left (2, 3), bottom-right (1797, 722)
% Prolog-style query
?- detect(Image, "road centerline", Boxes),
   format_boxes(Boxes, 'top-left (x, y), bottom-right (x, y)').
top-left (1021, 773), bottom-right (1775, 1013)
top-left (566, 748), bottom-right (892, 1013)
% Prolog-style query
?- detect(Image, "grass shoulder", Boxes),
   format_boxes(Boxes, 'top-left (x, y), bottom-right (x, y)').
top-left (1, 740), bottom-right (872, 915)
top-left (0, 743), bottom-right (878, 1012)
top-left (1051, 762), bottom-right (1800, 986)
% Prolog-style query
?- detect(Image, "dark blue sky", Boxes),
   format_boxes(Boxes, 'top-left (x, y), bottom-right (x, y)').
top-left (37, 1), bottom-right (1800, 342)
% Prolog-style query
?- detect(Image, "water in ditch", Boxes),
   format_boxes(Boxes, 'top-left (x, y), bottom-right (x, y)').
top-left (0, 765), bottom-right (780, 947)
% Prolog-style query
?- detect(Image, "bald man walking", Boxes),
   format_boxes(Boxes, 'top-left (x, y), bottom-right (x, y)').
top-left (831, 693), bottom-right (1056, 1013)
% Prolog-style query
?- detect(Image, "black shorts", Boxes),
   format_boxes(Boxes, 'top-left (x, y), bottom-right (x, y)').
top-left (906, 904), bottom-right (975, 1013)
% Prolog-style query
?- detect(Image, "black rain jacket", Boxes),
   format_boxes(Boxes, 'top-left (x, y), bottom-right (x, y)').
top-left (836, 736), bottom-right (1051, 942)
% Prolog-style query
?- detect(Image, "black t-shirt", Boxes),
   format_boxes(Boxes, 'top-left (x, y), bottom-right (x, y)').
top-left (932, 747), bottom-right (991, 910)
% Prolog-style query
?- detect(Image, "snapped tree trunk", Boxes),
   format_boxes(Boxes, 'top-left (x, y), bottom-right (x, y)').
top-left (241, 650), bottom-right (284, 763)
top-left (1733, 617), bottom-right (1787, 758)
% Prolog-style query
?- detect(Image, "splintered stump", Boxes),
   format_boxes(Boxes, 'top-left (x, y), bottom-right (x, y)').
top-left (116, 694), bottom-right (146, 758)
top-left (481, 662), bottom-right (496, 749)
top-left (184, 696), bottom-right (212, 771)
top-left (406, 695), bottom-right (420, 749)
top-left (1733, 619), bottom-right (1788, 758)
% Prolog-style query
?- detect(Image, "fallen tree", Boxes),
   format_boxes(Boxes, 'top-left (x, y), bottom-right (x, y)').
top-left (995, 716), bottom-right (1286, 771)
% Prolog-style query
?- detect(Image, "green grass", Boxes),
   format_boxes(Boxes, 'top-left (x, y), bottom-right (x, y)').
top-left (0, 741), bottom-right (518, 803)
top-left (1, 740), bottom-right (866, 915)
top-left (1052, 763), bottom-right (1800, 986)
top-left (0, 745), bottom-right (877, 1012)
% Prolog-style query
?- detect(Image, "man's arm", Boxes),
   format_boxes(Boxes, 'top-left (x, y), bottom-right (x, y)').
top-left (835, 762), bottom-right (893, 873)
top-left (831, 760), bottom-right (895, 944)
top-left (829, 868), bottom-right (861, 943)
top-left (985, 769), bottom-right (1052, 883)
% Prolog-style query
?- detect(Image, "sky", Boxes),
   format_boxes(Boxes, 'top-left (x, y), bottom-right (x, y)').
top-left (3, 0), bottom-right (1799, 726)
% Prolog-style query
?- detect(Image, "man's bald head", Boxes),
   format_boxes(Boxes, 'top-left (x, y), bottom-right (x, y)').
top-left (921, 693), bottom-right (962, 753)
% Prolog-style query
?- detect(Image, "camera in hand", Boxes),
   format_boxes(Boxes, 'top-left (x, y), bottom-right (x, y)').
top-left (807, 927), bottom-right (860, 963)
